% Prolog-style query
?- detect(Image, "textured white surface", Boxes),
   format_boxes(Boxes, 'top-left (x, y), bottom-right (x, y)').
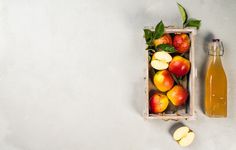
top-left (0, 0), bottom-right (235, 150)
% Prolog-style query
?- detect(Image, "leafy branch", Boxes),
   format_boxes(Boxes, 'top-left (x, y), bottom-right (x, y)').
top-left (144, 21), bottom-right (165, 46)
top-left (177, 3), bottom-right (201, 29)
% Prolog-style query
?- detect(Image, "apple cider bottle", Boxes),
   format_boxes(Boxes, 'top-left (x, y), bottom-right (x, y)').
top-left (205, 39), bottom-right (227, 117)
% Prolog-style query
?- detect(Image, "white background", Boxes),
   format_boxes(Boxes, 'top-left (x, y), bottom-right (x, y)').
top-left (0, 0), bottom-right (235, 150)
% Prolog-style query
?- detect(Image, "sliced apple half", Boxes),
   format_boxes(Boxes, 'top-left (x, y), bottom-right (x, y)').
top-left (151, 51), bottom-right (172, 70)
top-left (173, 126), bottom-right (189, 141)
top-left (173, 126), bottom-right (195, 147)
top-left (179, 132), bottom-right (195, 147)
top-left (152, 51), bottom-right (172, 62)
top-left (151, 60), bottom-right (168, 70)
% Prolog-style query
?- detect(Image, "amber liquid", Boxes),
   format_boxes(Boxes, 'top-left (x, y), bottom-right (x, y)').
top-left (205, 50), bottom-right (227, 117)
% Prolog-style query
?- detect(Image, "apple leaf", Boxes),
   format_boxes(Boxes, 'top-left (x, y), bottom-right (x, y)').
top-left (144, 29), bottom-right (154, 45)
top-left (153, 21), bottom-right (164, 39)
top-left (170, 73), bottom-right (180, 85)
top-left (180, 53), bottom-right (185, 57)
top-left (148, 50), bottom-right (155, 59)
top-left (185, 18), bottom-right (201, 29)
top-left (143, 21), bottom-right (165, 46)
top-left (177, 76), bottom-right (184, 80)
top-left (179, 76), bottom-right (188, 88)
top-left (148, 55), bottom-right (151, 62)
top-left (146, 45), bottom-right (155, 51)
top-left (156, 44), bottom-right (176, 53)
top-left (177, 3), bottom-right (188, 25)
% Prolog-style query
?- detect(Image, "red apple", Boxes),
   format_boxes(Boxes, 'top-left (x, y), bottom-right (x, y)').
top-left (173, 33), bottom-right (190, 53)
top-left (169, 56), bottom-right (191, 77)
top-left (153, 34), bottom-right (172, 47)
top-left (150, 93), bottom-right (169, 113)
top-left (167, 85), bottom-right (188, 106)
top-left (153, 70), bottom-right (174, 92)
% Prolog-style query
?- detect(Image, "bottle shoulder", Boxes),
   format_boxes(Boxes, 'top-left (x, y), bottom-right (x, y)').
top-left (206, 63), bottom-right (227, 80)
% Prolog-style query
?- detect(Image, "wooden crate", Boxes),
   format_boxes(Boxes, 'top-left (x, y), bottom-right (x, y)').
top-left (144, 27), bottom-right (197, 120)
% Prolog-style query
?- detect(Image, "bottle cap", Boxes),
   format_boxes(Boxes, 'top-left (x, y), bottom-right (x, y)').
top-left (212, 39), bottom-right (220, 42)
top-left (208, 39), bottom-right (224, 56)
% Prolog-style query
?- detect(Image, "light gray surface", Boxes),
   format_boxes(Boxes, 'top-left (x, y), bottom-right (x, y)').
top-left (0, 0), bottom-right (235, 150)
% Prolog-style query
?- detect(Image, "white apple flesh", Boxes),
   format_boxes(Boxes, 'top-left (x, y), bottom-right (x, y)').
top-left (151, 51), bottom-right (172, 70)
top-left (151, 60), bottom-right (168, 70)
top-left (173, 126), bottom-right (195, 147)
top-left (179, 132), bottom-right (195, 147)
top-left (153, 51), bottom-right (172, 62)
top-left (173, 126), bottom-right (189, 141)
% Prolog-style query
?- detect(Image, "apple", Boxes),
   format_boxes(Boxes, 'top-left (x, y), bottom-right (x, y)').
top-left (151, 51), bottom-right (172, 70)
top-left (167, 85), bottom-right (188, 106)
top-left (149, 93), bottom-right (169, 113)
top-left (151, 60), bottom-right (168, 70)
top-left (153, 34), bottom-right (172, 47)
top-left (173, 33), bottom-right (191, 53)
top-left (168, 56), bottom-right (190, 77)
top-left (173, 126), bottom-right (195, 147)
top-left (179, 132), bottom-right (195, 147)
top-left (153, 70), bottom-right (174, 92)
top-left (173, 126), bottom-right (190, 141)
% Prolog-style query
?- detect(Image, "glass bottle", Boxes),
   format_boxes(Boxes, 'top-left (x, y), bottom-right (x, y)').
top-left (205, 39), bottom-right (227, 117)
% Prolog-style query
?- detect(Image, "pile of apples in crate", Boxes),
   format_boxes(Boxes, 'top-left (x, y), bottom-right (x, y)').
top-left (144, 21), bottom-right (192, 114)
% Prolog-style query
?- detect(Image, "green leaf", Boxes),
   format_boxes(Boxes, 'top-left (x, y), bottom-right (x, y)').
top-left (147, 50), bottom-right (155, 57)
top-left (148, 55), bottom-right (151, 62)
top-left (177, 3), bottom-right (188, 25)
top-left (179, 76), bottom-right (188, 89)
top-left (145, 45), bottom-right (155, 51)
top-left (143, 29), bottom-right (153, 45)
top-left (177, 76), bottom-right (183, 80)
top-left (156, 44), bottom-right (176, 53)
top-left (170, 73), bottom-right (180, 85)
top-left (185, 18), bottom-right (201, 29)
top-left (153, 21), bottom-right (164, 39)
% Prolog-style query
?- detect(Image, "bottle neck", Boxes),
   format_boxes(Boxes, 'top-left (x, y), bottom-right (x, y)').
top-left (208, 42), bottom-right (223, 65)
top-left (208, 47), bottom-right (223, 57)
top-left (208, 49), bottom-right (223, 66)
top-left (208, 40), bottom-right (224, 56)
top-left (210, 54), bottom-right (222, 64)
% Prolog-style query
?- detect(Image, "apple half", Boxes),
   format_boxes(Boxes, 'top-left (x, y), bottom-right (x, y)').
top-left (151, 51), bottom-right (172, 70)
top-left (173, 126), bottom-right (195, 147)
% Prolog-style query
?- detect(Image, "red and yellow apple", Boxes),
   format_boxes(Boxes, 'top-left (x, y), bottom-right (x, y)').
top-left (167, 85), bottom-right (188, 106)
top-left (153, 70), bottom-right (174, 92)
top-left (173, 33), bottom-right (190, 53)
top-left (153, 34), bottom-right (172, 47)
top-left (149, 93), bottom-right (169, 113)
top-left (169, 56), bottom-right (190, 77)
